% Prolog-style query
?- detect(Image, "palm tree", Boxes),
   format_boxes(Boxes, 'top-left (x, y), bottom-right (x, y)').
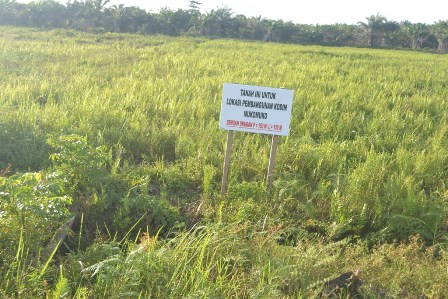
top-left (27, 0), bottom-right (67, 28)
top-left (262, 19), bottom-right (276, 42)
top-left (188, 0), bottom-right (201, 11)
top-left (107, 4), bottom-right (126, 32)
top-left (157, 8), bottom-right (191, 36)
top-left (431, 20), bottom-right (448, 53)
top-left (246, 16), bottom-right (264, 40)
top-left (356, 13), bottom-right (387, 47)
top-left (90, 0), bottom-right (110, 12)
top-left (66, 0), bottom-right (97, 30)
top-left (0, 0), bottom-right (15, 8)
top-left (201, 6), bottom-right (232, 37)
top-left (402, 22), bottom-right (430, 49)
top-left (187, 0), bottom-right (201, 35)
top-left (0, 0), bottom-right (19, 25)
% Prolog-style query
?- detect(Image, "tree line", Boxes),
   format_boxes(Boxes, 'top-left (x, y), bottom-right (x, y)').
top-left (1, 0), bottom-right (448, 53)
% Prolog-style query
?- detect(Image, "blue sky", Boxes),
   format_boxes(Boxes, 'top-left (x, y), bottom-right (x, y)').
top-left (17, 0), bottom-right (448, 24)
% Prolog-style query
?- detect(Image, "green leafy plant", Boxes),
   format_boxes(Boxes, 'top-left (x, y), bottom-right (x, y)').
top-left (47, 134), bottom-right (109, 195)
top-left (0, 171), bottom-right (72, 297)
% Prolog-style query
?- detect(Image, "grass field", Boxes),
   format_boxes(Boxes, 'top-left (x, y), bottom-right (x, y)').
top-left (1, 26), bottom-right (448, 298)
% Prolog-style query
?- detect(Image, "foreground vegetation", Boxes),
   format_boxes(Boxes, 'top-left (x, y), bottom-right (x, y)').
top-left (0, 26), bottom-right (447, 297)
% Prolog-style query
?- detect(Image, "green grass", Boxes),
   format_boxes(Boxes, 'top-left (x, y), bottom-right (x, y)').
top-left (0, 26), bottom-right (447, 297)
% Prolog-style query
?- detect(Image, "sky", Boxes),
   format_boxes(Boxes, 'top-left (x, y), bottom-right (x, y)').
top-left (18, 0), bottom-right (448, 25)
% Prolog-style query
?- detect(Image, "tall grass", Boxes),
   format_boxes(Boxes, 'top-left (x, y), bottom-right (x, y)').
top-left (0, 26), bottom-right (447, 297)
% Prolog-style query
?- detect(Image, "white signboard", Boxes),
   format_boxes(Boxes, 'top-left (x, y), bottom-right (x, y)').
top-left (220, 83), bottom-right (294, 136)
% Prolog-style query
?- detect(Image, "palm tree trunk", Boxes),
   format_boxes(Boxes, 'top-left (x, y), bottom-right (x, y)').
top-left (437, 38), bottom-right (448, 53)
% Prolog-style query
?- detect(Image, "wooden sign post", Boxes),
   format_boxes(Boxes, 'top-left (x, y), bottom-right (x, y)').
top-left (266, 135), bottom-right (279, 191)
top-left (221, 130), bottom-right (234, 195)
top-left (219, 83), bottom-right (294, 194)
